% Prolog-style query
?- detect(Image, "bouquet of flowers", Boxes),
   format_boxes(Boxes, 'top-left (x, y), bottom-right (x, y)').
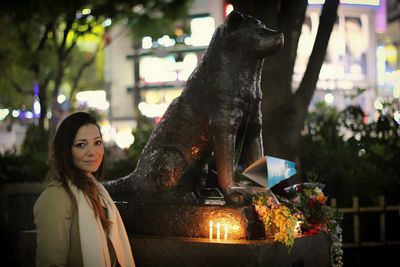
top-left (284, 179), bottom-right (343, 267)
top-left (252, 191), bottom-right (299, 250)
top-left (252, 176), bottom-right (343, 267)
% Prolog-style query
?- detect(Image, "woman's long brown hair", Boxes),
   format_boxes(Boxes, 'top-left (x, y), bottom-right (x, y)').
top-left (47, 112), bottom-right (111, 232)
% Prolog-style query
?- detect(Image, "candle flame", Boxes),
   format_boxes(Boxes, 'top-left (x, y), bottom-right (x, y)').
top-left (206, 215), bottom-right (244, 240)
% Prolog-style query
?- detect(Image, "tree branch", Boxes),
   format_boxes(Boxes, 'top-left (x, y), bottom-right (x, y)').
top-left (59, 16), bottom-right (74, 57)
top-left (35, 22), bottom-right (53, 53)
top-left (278, 0), bottom-right (308, 91)
top-left (7, 77), bottom-right (31, 95)
top-left (69, 52), bottom-right (97, 100)
top-left (295, 0), bottom-right (339, 111)
top-left (18, 25), bottom-right (31, 52)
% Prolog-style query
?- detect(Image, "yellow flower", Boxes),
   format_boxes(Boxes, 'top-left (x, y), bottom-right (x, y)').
top-left (252, 193), bottom-right (298, 250)
top-left (256, 205), bottom-right (268, 217)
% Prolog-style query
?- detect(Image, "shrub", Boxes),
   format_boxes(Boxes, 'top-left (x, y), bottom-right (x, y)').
top-left (300, 101), bottom-right (400, 205)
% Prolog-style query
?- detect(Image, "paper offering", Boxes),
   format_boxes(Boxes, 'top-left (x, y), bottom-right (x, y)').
top-left (242, 156), bottom-right (297, 188)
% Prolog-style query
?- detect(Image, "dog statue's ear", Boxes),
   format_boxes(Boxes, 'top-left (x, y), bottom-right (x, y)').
top-left (226, 10), bottom-right (244, 28)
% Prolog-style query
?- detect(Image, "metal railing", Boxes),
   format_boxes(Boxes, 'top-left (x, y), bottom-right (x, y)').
top-left (331, 196), bottom-right (400, 248)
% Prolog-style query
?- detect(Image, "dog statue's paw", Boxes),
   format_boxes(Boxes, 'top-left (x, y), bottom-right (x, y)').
top-left (223, 187), bottom-right (247, 205)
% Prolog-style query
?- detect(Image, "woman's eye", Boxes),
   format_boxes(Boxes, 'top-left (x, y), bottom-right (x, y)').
top-left (74, 143), bottom-right (86, 148)
top-left (95, 140), bottom-right (103, 145)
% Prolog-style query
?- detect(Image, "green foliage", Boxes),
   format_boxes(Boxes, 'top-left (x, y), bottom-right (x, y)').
top-left (21, 124), bottom-right (49, 156)
top-left (125, 0), bottom-right (194, 41)
top-left (0, 0), bottom-right (192, 130)
top-left (0, 124), bottom-right (49, 183)
top-left (300, 101), bottom-right (400, 206)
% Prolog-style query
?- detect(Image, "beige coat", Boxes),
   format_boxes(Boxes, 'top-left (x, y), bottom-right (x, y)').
top-left (34, 181), bottom-right (120, 267)
top-left (34, 181), bottom-right (84, 267)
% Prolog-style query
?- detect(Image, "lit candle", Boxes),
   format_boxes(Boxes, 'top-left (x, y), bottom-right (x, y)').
top-left (294, 221), bottom-right (302, 236)
top-left (224, 224), bottom-right (228, 240)
top-left (217, 222), bottom-right (221, 240)
top-left (209, 220), bottom-right (213, 240)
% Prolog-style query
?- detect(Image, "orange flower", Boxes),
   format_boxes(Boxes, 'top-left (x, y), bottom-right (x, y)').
top-left (256, 205), bottom-right (267, 217)
top-left (316, 194), bottom-right (327, 204)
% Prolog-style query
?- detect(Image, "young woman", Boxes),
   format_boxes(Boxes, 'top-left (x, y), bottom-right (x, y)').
top-left (34, 112), bottom-right (135, 267)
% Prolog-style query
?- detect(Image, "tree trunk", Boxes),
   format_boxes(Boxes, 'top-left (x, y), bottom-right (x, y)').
top-left (38, 80), bottom-right (48, 131)
top-left (132, 40), bottom-right (144, 128)
top-left (231, 0), bottom-right (339, 163)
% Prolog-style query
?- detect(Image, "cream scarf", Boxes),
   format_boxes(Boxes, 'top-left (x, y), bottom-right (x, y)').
top-left (69, 180), bottom-right (136, 267)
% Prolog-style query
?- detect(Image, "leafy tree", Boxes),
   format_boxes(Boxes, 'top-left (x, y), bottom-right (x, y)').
top-left (0, 0), bottom-right (192, 138)
top-left (229, 0), bottom-right (340, 163)
top-left (300, 101), bottom-right (400, 205)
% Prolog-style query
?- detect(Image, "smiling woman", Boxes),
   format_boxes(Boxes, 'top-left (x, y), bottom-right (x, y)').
top-left (72, 124), bottom-right (105, 175)
top-left (33, 112), bottom-right (135, 267)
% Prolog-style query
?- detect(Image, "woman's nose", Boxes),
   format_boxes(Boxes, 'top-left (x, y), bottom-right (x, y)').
top-left (85, 145), bottom-right (95, 156)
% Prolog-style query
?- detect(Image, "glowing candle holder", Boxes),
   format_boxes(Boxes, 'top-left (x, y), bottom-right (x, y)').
top-left (216, 222), bottom-right (221, 240)
top-left (224, 223), bottom-right (228, 240)
top-left (294, 221), bottom-right (302, 236)
top-left (209, 220), bottom-right (213, 240)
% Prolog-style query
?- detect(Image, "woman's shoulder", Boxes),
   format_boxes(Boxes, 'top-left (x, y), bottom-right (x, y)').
top-left (33, 180), bottom-right (75, 233)
top-left (34, 181), bottom-right (72, 212)
top-left (41, 180), bottom-right (68, 196)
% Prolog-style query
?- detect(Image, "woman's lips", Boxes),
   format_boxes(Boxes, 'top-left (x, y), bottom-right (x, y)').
top-left (84, 160), bottom-right (99, 164)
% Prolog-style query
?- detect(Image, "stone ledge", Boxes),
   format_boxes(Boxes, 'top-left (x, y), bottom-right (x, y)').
top-left (113, 198), bottom-right (265, 240)
top-left (131, 234), bottom-right (331, 267)
top-left (20, 231), bottom-right (331, 267)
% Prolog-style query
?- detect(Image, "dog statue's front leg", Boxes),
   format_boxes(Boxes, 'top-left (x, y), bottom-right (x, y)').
top-left (241, 104), bottom-right (264, 168)
top-left (210, 113), bottom-right (245, 204)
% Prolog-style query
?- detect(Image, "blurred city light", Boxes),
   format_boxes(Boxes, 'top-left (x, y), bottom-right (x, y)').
top-left (12, 110), bottom-right (20, 118)
top-left (392, 71), bottom-right (400, 98)
top-left (324, 93), bottom-right (335, 104)
top-left (374, 98), bottom-right (384, 110)
top-left (33, 100), bottom-right (41, 116)
top-left (190, 17), bottom-right (215, 46)
top-left (377, 46), bottom-right (386, 86)
top-left (224, 4), bottom-right (234, 17)
top-left (76, 90), bottom-right (110, 110)
top-left (142, 36), bottom-right (153, 49)
top-left (102, 18), bottom-right (112, 27)
top-left (0, 109), bottom-right (9, 121)
top-left (82, 8), bottom-right (91, 15)
top-left (138, 101), bottom-right (169, 118)
top-left (99, 121), bottom-right (113, 143)
top-left (25, 111), bottom-right (33, 119)
top-left (157, 35), bottom-right (176, 47)
top-left (115, 128), bottom-right (135, 149)
top-left (57, 94), bottom-right (66, 104)
top-left (308, 0), bottom-right (380, 5)
top-left (394, 111), bottom-right (400, 124)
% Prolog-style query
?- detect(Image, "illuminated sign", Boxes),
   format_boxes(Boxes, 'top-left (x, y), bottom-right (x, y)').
top-left (308, 0), bottom-right (380, 5)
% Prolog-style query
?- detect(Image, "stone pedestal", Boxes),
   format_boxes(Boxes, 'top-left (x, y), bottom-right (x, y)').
top-left (132, 234), bottom-right (331, 267)
top-left (20, 231), bottom-right (331, 267)
top-left (113, 198), bottom-right (265, 240)
top-left (20, 197), bottom-right (331, 267)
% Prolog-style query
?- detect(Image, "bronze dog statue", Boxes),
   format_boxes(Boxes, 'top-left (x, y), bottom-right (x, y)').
top-left (106, 11), bottom-right (284, 203)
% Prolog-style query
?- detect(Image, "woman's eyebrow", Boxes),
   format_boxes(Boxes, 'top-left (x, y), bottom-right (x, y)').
top-left (74, 136), bottom-right (102, 142)
top-left (73, 139), bottom-right (87, 143)
top-left (74, 138), bottom-right (87, 141)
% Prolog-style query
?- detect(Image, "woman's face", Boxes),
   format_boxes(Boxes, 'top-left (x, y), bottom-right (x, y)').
top-left (71, 124), bottom-right (104, 175)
